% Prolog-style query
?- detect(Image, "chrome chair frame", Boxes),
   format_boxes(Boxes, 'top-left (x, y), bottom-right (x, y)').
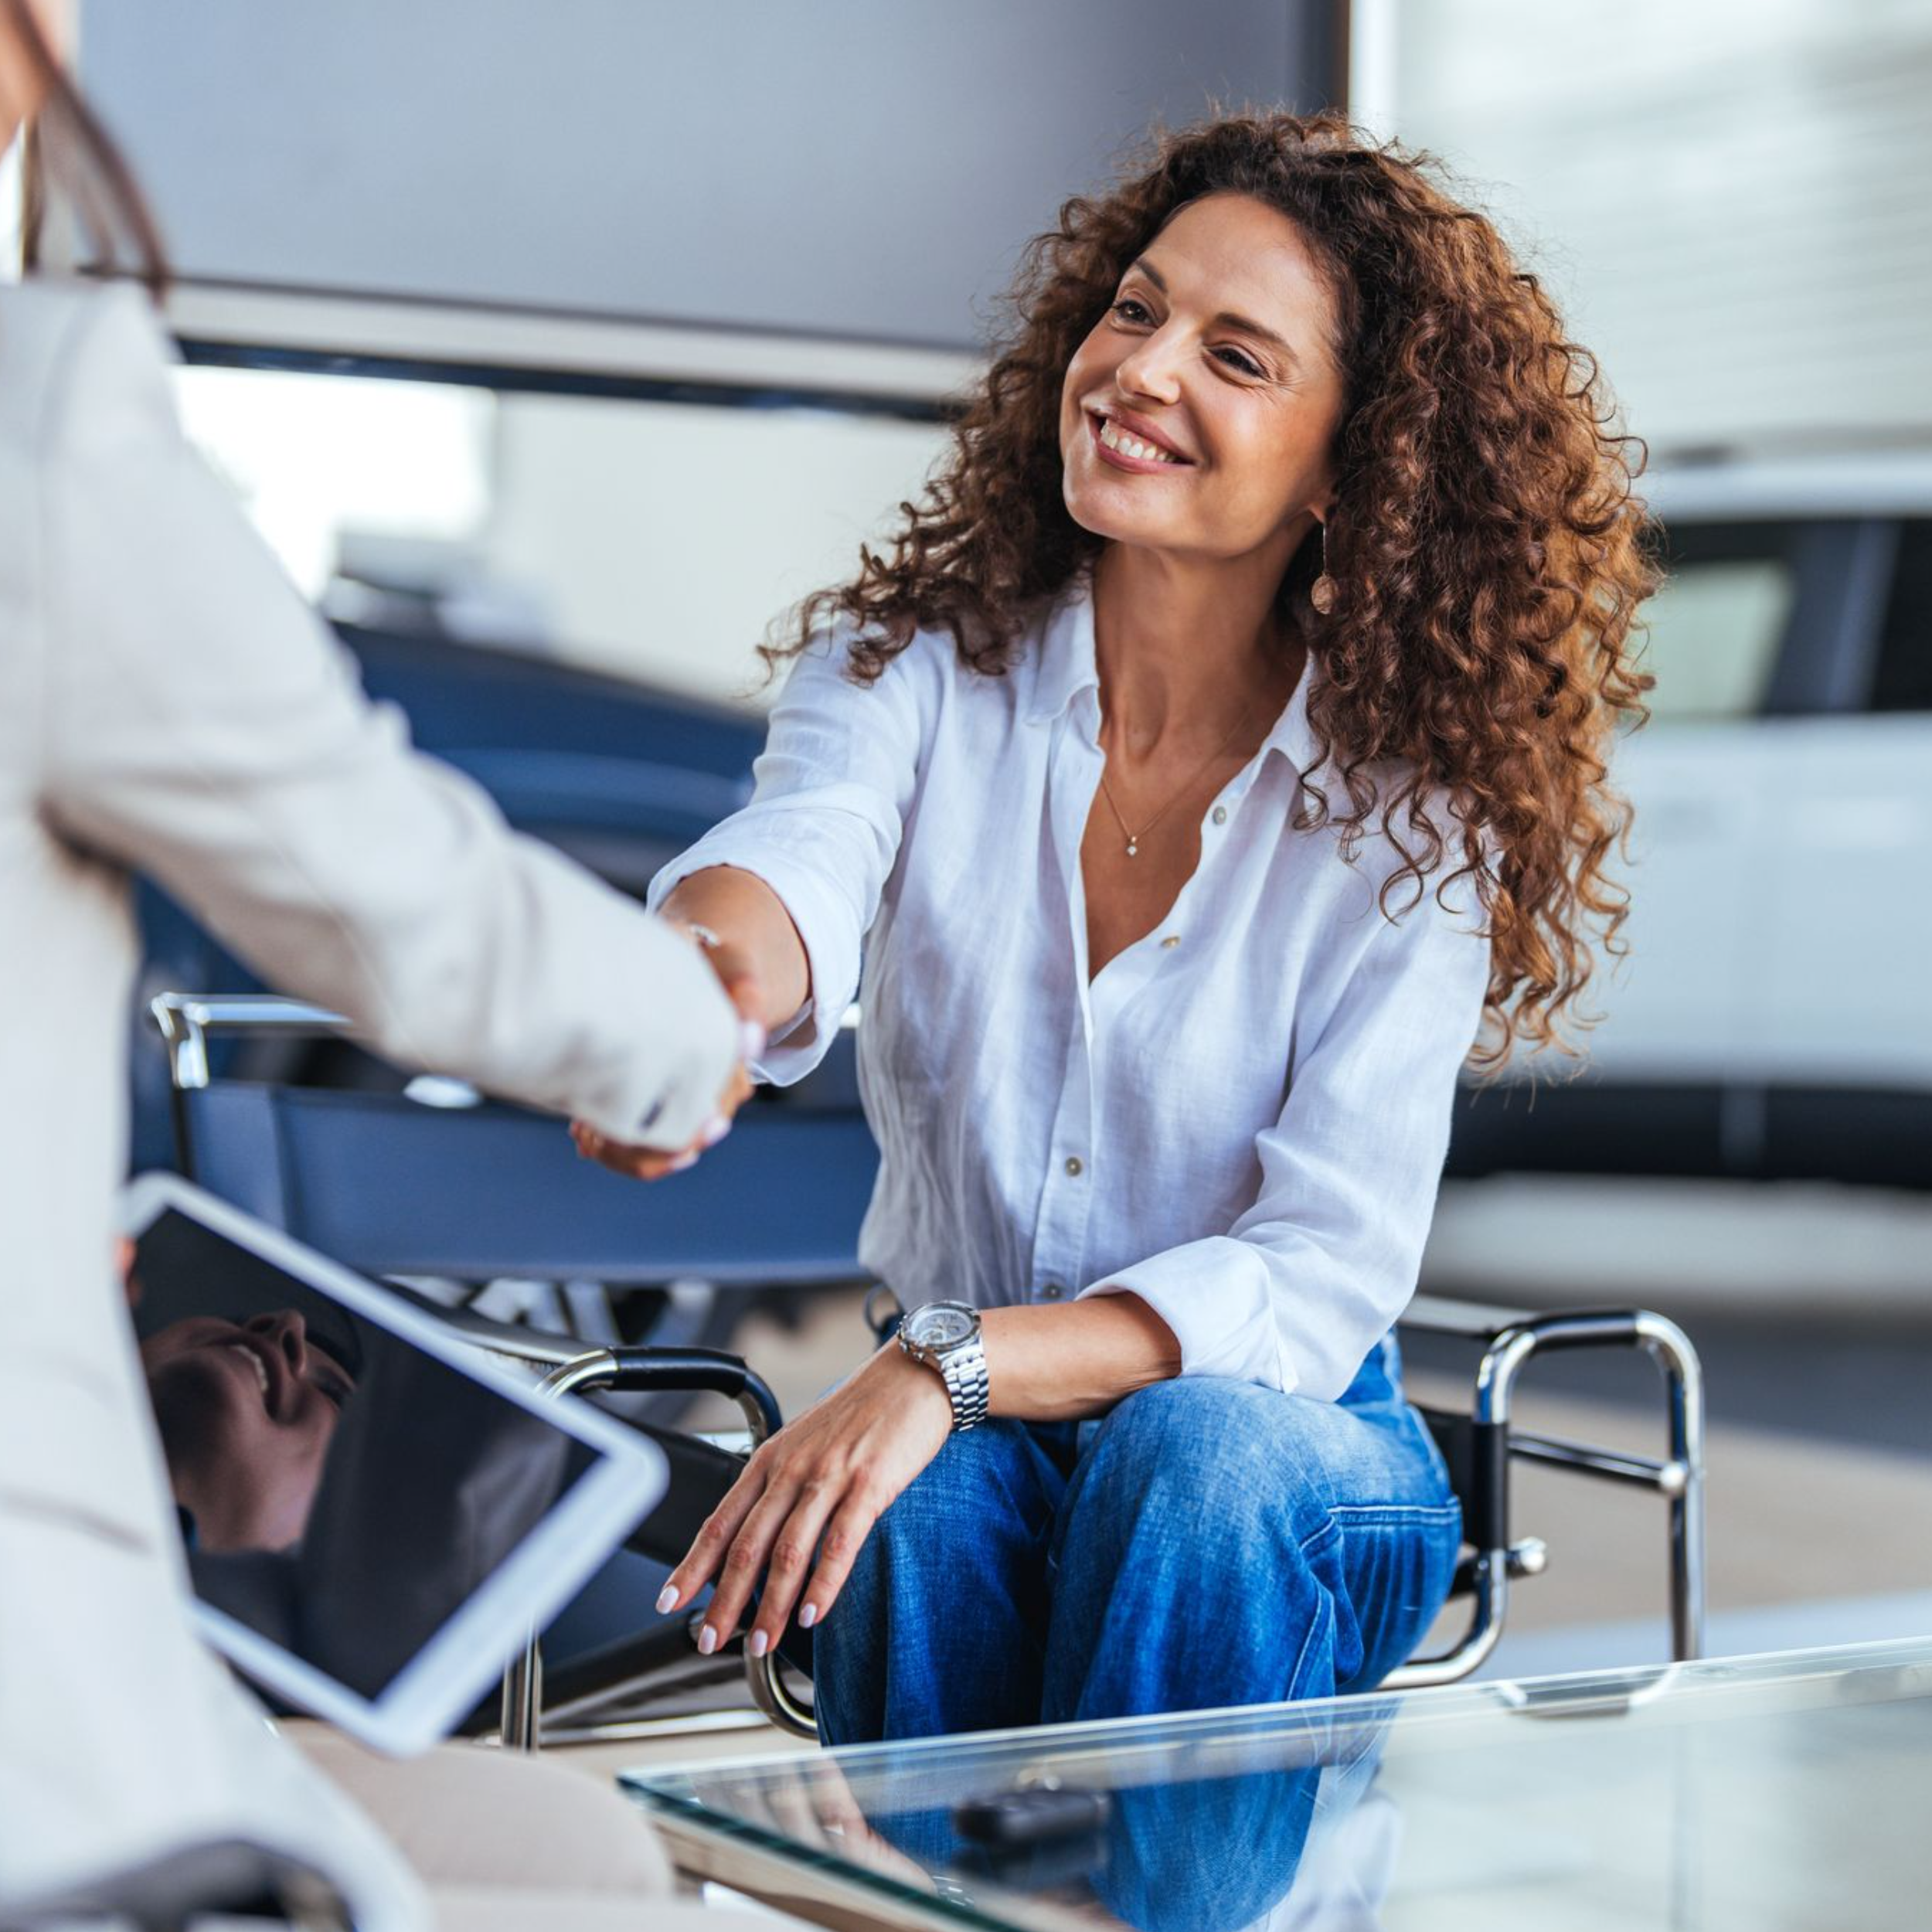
top-left (1384, 1295), bottom-right (1705, 1689)
top-left (151, 991), bottom-right (349, 1094)
top-left (502, 1343), bottom-right (810, 1750)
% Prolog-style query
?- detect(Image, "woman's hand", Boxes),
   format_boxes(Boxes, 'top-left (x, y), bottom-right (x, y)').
top-left (570, 930), bottom-right (766, 1181)
top-left (656, 1341), bottom-right (953, 1658)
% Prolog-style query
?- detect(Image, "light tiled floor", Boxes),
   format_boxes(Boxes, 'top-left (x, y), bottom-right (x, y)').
top-left (1402, 1366), bottom-right (1932, 1668)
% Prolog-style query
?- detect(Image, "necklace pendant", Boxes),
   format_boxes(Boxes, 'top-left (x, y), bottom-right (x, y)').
top-left (1126, 839), bottom-right (1138, 858)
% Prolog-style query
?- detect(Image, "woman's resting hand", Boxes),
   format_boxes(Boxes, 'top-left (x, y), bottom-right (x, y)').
top-left (655, 1340), bottom-right (953, 1658)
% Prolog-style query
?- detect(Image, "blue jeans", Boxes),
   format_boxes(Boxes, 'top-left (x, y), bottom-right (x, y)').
top-left (811, 1335), bottom-right (1461, 1743)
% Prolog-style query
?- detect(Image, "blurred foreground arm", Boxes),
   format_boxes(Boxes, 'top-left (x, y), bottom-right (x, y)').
top-left (38, 291), bottom-right (741, 1149)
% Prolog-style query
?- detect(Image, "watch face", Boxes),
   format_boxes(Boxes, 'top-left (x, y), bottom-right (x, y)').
top-left (910, 1304), bottom-right (976, 1349)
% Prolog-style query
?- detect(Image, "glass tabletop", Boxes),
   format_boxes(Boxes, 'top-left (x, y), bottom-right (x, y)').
top-left (623, 1637), bottom-right (1932, 1931)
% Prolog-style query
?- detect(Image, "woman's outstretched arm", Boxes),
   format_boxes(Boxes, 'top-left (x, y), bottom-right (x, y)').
top-left (657, 866), bottom-right (813, 1034)
top-left (573, 627), bottom-right (939, 1182)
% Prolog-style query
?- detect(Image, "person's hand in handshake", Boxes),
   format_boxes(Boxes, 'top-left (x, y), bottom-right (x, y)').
top-left (571, 921), bottom-right (767, 1182)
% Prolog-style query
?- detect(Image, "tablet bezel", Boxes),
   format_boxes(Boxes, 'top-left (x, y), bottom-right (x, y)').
top-left (121, 1170), bottom-right (670, 1756)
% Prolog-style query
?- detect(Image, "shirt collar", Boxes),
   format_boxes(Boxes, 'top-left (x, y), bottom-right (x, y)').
top-left (1025, 571), bottom-right (1325, 784)
top-left (1023, 575), bottom-right (1103, 726)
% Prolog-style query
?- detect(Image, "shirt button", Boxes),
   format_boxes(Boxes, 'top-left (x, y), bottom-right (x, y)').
top-left (1064, 1155), bottom-right (1084, 1178)
top-left (1160, 934), bottom-right (1181, 950)
top-left (1040, 1282), bottom-right (1064, 1301)
top-left (1211, 805), bottom-right (1228, 825)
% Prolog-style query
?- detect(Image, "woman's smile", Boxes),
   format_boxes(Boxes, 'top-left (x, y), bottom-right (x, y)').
top-left (1087, 406), bottom-right (1193, 471)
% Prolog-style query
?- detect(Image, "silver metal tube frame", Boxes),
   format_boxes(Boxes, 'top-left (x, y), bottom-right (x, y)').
top-left (499, 1350), bottom-right (804, 1749)
top-left (1382, 1308), bottom-right (1705, 1692)
top-left (150, 992), bottom-right (349, 1090)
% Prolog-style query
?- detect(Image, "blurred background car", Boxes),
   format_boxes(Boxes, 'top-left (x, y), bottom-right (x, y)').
top-left (1451, 453), bottom-right (1932, 1193)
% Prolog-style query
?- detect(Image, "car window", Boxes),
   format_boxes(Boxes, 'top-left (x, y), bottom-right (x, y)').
top-left (1872, 519), bottom-right (1932, 713)
top-left (1637, 520), bottom-right (1798, 723)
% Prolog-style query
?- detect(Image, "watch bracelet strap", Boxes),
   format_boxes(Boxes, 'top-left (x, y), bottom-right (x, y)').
top-left (940, 1339), bottom-right (991, 1431)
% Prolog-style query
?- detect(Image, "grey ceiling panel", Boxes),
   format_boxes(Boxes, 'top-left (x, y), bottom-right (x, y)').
top-left (80, 0), bottom-right (1315, 349)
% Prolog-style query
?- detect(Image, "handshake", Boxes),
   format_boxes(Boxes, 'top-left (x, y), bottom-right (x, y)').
top-left (571, 912), bottom-right (771, 1183)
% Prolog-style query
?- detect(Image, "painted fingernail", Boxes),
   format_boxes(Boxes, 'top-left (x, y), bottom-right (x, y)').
top-left (655, 1585), bottom-right (679, 1615)
top-left (748, 1629), bottom-right (769, 1658)
top-left (668, 1150), bottom-right (699, 1173)
top-left (798, 1603), bottom-right (818, 1630)
top-left (701, 1114), bottom-right (731, 1148)
top-left (696, 1624), bottom-right (719, 1656)
top-left (741, 1020), bottom-right (767, 1060)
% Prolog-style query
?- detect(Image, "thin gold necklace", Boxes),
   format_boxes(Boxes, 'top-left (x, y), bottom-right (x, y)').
top-left (1097, 711), bottom-right (1250, 858)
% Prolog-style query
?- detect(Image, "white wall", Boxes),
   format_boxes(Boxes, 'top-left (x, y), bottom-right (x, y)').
top-left (1385, 0), bottom-right (1932, 458)
top-left (482, 395), bottom-right (948, 703)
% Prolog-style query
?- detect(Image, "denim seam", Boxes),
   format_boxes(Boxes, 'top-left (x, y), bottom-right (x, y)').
top-left (1281, 1575), bottom-right (1335, 1703)
top-left (1326, 1503), bottom-right (1461, 1526)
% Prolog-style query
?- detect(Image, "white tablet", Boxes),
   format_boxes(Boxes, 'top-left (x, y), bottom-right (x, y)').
top-left (121, 1172), bottom-right (668, 1755)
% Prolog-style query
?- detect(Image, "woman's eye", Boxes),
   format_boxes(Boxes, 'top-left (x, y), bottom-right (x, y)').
top-left (1111, 298), bottom-right (1152, 325)
top-left (1213, 345), bottom-right (1263, 376)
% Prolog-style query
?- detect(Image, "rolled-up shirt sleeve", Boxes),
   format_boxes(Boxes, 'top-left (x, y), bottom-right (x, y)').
top-left (647, 628), bottom-right (934, 1084)
top-left (1080, 869), bottom-right (1492, 1400)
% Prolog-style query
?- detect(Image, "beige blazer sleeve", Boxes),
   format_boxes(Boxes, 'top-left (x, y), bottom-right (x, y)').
top-left (33, 287), bottom-right (736, 1148)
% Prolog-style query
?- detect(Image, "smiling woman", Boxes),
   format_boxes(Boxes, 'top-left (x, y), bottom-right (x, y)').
top-left (770, 113), bottom-right (1656, 1064)
top-left (581, 108), bottom-right (1660, 1760)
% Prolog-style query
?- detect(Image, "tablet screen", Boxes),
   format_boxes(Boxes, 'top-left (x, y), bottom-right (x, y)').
top-left (125, 1192), bottom-right (651, 1726)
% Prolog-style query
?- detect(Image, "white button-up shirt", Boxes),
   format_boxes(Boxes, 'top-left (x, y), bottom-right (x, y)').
top-left (650, 578), bottom-right (1491, 1400)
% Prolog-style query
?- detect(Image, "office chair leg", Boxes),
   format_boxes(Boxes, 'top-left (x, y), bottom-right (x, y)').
top-left (499, 1630), bottom-right (543, 1753)
top-left (1486, 1309), bottom-right (1706, 1663)
top-left (1647, 1313), bottom-right (1707, 1662)
top-left (499, 1351), bottom-right (623, 1752)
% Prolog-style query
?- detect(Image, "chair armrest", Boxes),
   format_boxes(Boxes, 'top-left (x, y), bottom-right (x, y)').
top-left (603, 1347), bottom-right (784, 1445)
top-left (1402, 1294), bottom-right (1689, 1358)
top-left (1399, 1292), bottom-right (1539, 1340)
top-left (151, 991), bottom-right (349, 1090)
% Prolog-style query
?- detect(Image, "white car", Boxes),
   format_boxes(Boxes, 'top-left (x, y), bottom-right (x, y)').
top-left (1448, 453), bottom-right (1932, 1189)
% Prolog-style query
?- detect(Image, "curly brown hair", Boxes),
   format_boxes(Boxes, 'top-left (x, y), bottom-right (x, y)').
top-left (766, 110), bottom-right (1657, 1070)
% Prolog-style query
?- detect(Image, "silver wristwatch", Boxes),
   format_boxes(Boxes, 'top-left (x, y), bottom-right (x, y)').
top-left (896, 1300), bottom-right (990, 1432)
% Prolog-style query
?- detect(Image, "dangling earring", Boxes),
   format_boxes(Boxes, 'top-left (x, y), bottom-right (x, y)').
top-left (1309, 520), bottom-right (1337, 616)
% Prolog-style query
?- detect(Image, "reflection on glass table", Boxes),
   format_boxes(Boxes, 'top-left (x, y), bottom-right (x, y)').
top-left (625, 1638), bottom-right (1932, 1931)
